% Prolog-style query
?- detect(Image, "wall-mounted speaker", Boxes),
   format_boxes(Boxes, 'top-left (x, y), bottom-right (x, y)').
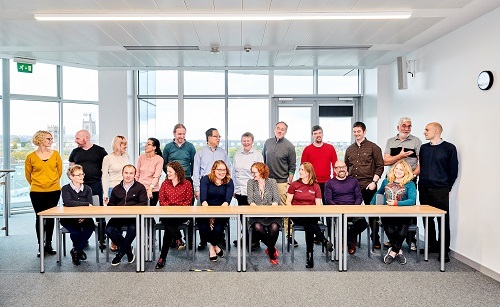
top-left (397, 56), bottom-right (408, 90)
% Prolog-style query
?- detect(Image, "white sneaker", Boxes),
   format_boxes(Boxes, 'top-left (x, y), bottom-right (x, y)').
top-left (410, 242), bottom-right (417, 251)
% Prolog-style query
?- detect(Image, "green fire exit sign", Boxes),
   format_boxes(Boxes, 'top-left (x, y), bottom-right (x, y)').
top-left (17, 63), bottom-right (33, 73)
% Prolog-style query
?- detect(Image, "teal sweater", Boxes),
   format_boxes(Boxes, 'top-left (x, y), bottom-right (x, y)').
top-left (370, 178), bottom-right (416, 206)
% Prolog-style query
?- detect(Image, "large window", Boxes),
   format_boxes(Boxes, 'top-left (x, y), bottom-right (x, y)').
top-left (318, 70), bottom-right (359, 94)
top-left (10, 62), bottom-right (57, 96)
top-left (228, 71), bottom-right (268, 95)
top-left (184, 71), bottom-right (225, 95)
top-left (138, 70), bottom-right (178, 95)
top-left (274, 70), bottom-right (313, 95)
top-left (184, 99), bottom-right (226, 150)
top-left (63, 67), bottom-right (98, 101)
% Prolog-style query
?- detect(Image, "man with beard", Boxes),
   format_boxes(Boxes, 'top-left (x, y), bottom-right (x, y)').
top-left (301, 125), bottom-right (338, 204)
top-left (324, 160), bottom-right (366, 255)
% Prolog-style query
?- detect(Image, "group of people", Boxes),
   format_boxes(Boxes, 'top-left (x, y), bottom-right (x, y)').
top-left (25, 116), bottom-right (458, 270)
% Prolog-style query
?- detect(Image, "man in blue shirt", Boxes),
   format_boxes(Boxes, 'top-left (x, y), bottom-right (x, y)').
top-left (419, 122), bottom-right (458, 263)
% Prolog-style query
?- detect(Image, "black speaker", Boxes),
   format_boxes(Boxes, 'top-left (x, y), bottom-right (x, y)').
top-left (397, 56), bottom-right (408, 90)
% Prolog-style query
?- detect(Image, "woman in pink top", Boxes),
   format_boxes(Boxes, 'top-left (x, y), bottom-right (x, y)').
top-left (136, 137), bottom-right (163, 206)
top-left (286, 162), bottom-right (333, 268)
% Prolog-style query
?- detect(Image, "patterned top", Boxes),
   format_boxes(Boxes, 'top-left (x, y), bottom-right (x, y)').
top-left (247, 178), bottom-right (280, 206)
top-left (158, 179), bottom-right (193, 207)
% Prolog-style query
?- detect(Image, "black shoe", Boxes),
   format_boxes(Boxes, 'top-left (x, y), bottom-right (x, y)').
top-left (438, 253), bottom-right (451, 263)
top-left (313, 236), bottom-right (321, 244)
top-left (71, 249), bottom-right (81, 265)
top-left (44, 244), bottom-right (57, 255)
top-left (197, 243), bottom-right (206, 251)
top-left (155, 257), bottom-right (166, 269)
top-left (251, 242), bottom-right (261, 251)
top-left (323, 240), bottom-right (333, 252)
top-left (233, 239), bottom-right (238, 247)
top-left (217, 247), bottom-right (225, 258)
top-left (79, 250), bottom-right (87, 260)
top-left (306, 252), bottom-right (314, 268)
top-left (111, 253), bottom-right (123, 266)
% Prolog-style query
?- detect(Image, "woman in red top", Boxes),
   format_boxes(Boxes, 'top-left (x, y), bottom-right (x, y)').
top-left (155, 161), bottom-right (193, 269)
top-left (286, 162), bottom-right (333, 268)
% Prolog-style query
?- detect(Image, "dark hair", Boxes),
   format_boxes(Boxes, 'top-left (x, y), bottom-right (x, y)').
top-left (205, 128), bottom-right (218, 142)
top-left (148, 137), bottom-right (162, 156)
top-left (122, 164), bottom-right (137, 174)
top-left (352, 122), bottom-right (366, 131)
top-left (311, 125), bottom-right (322, 134)
top-left (251, 162), bottom-right (269, 179)
top-left (173, 123), bottom-right (186, 133)
top-left (166, 161), bottom-right (186, 182)
top-left (276, 121), bottom-right (288, 129)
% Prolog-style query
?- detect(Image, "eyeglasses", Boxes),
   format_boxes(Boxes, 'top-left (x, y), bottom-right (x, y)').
top-left (46, 137), bottom-right (53, 141)
top-left (146, 143), bottom-right (154, 147)
top-left (210, 135), bottom-right (221, 139)
top-left (401, 124), bottom-right (412, 129)
top-left (216, 168), bottom-right (227, 172)
top-left (334, 166), bottom-right (347, 170)
top-left (72, 173), bottom-right (85, 177)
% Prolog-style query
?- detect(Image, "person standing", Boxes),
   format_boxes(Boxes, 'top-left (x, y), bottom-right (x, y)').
top-left (136, 137), bottom-right (163, 207)
top-left (301, 125), bottom-right (338, 203)
top-left (102, 135), bottom-right (130, 204)
top-left (25, 130), bottom-right (63, 257)
top-left (262, 121), bottom-right (296, 245)
top-left (383, 117), bottom-right (422, 250)
top-left (345, 122), bottom-right (384, 249)
top-left (69, 129), bottom-right (107, 249)
top-left (232, 132), bottom-right (263, 249)
top-left (418, 122), bottom-right (458, 262)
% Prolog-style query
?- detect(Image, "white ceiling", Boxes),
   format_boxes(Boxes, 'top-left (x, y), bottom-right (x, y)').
top-left (0, 0), bottom-right (498, 69)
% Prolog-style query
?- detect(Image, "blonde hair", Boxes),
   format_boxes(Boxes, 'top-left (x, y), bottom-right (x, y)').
top-left (67, 164), bottom-right (83, 179)
top-left (111, 135), bottom-right (127, 153)
top-left (387, 160), bottom-right (413, 186)
top-left (32, 130), bottom-right (52, 146)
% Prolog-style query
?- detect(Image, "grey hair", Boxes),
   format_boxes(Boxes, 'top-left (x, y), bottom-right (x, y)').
top-left (398, 117), bottom-right (412, 126)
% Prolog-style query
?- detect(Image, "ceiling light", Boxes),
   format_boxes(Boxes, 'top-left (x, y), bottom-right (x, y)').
top-left (295, 45), bottom-right (372, 50)
top-left (34, 11), bottom-right (411, 21)
top-left (124, 46), bottom-right (199, 51)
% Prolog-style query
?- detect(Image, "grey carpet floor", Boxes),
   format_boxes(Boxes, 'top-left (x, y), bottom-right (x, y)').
top-left (1, 213), bottom-right (499, 307)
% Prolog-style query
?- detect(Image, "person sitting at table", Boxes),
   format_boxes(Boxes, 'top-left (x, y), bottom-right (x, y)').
top-left (370, 160), bottom-right (416, 265)
top-left (247, 162), bottom-right (281, 265)
top-left (324, 160), bottom-right (366, 255)
top-left (155, 161), bottom-right (194, 269)
top-left (198, 160), bottom-right (234, 262)
top-left (60, 164), bottom-right (95, 266)
top-left (286, 162), bottom-right (333, 268)
top-left (106, 164), bottom-right (148, 266)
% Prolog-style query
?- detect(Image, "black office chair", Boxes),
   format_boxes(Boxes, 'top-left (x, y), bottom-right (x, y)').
top-left (151, 220), bottom-right (191, 261)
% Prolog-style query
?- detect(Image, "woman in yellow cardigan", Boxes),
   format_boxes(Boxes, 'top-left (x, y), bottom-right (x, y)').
top-left (25, 130), bottom-right (63, 257)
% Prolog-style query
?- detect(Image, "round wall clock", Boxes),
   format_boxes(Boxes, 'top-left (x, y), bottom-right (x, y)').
top-left (477, 70), bottom-right (494, 90)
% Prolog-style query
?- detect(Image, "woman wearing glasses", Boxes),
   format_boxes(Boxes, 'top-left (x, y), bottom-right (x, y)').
top-left (370, 160), bottom-right (416, 265)
top-left (247, 162), bottom-right (281, 265)
top-left (136, 137), bottom-right (164, 206)
top-left (286, 162), bottom-right (333, 268)
top-left (61, 165), bottom-right (95, 265)
top-left (25, 130), bottom-right (63, 257)
top-left (199, 160), bottom-right (234, 262)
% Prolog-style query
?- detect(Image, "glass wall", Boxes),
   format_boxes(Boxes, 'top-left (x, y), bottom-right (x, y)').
top-left (4, 61), bottom-right (99, 210)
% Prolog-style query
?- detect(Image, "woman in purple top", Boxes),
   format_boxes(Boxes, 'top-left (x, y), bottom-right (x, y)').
top-left (286, 162), bottom-right (333, 268)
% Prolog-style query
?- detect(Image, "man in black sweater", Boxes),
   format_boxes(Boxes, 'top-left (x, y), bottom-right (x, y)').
top-left (419, 122), bottom-right (458, 262)
top-left (106, 165), bottom-right (148, 266)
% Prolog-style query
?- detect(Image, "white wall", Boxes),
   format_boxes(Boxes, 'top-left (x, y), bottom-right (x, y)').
top-left (98, 70), bottom-right (136, 161)
top-left (366, 7), bottom-right (500, 276)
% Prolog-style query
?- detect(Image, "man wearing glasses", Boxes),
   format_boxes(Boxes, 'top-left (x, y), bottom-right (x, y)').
top-left (324, 160), bottom-right (366, 255)
top-left (382, 117), bottom-right (422, 250)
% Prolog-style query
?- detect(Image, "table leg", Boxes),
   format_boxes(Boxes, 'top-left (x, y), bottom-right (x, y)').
top-left (343, 215), bottom-right (347, 271)
top-left (337, 216), bottom-right (342, 271)
top-left (56, 218), bottom-right (61, 265)
top-left (242, 215), bottom-right (246, 272)
top-left (424, 216), bottom-right (429, 261)
top-left (237, 215), bottom-right (241, 272)
top-left (440, 214), bottom-right (445, 272)
top-left (136, 215), bottom-right (141, 272)
top-left (39, 216), bottom-right (45, 273)
top-left (330, 217), bottom-right (334, 262)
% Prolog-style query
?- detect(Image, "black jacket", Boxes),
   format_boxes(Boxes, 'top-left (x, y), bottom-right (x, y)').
top-left (108, 180), bottom-right (148, 206)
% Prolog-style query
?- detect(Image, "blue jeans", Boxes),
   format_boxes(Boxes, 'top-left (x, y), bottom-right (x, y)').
top-left (106, 218), bottom-right (136, 255)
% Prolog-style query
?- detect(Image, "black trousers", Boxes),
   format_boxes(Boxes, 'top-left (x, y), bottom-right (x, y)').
top-left (30, 190), bottom-right (61, 246)
top-left (381, 217), bottom-right (411, 253)
top-left (419, 186), bottom-right (450, 253)
top-left (292, 217), bottom-right (325, 253)
top-left (158, 217), bottom-right (191, 259)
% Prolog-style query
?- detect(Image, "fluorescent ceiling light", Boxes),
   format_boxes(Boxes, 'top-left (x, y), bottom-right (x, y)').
top-left (124, 46), bottom-right (199, 51)
top-left (295, 45), bottom-right (372, 50)
top-left (34, 11), bottom-right (411, 21)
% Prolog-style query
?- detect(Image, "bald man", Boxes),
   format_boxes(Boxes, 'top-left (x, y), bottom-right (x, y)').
top-left (418, 122), bottom-right (458, 262)
top-left (69, 130), bottom-right (108, 249)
